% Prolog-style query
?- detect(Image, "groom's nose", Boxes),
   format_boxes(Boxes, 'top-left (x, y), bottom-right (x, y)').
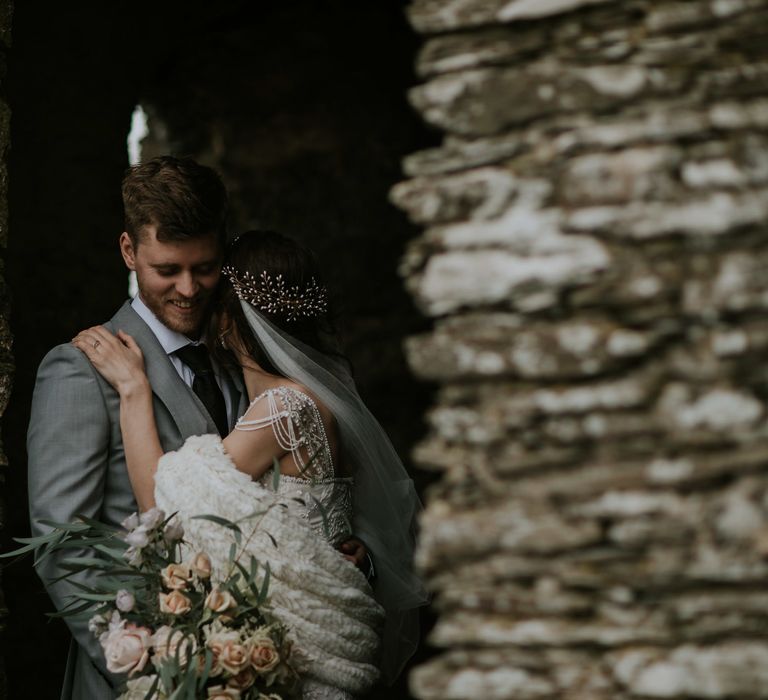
top-left (175, 272), bottom-right (199, 298)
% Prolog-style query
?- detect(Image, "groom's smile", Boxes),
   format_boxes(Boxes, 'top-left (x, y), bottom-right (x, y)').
top-left (119, 225), bottom-right (222, 338)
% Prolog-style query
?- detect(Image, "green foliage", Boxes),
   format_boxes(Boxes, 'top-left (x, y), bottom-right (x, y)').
top-left (2, 508), bottom-right (298, 699)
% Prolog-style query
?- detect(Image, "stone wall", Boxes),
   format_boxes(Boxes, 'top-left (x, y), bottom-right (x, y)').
top-left (393, 1), bottom-right (768, 698)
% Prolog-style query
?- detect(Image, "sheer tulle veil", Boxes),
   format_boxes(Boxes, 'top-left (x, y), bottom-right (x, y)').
top-left (239, 300), bottom-right (429, 682)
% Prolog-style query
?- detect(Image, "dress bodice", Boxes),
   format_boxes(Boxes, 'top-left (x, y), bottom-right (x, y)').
top-left (235, 385), bottom-right (353, 546)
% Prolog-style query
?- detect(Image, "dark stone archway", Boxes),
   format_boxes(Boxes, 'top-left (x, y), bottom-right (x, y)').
top-left (2, 2), bottom-right (436, 696)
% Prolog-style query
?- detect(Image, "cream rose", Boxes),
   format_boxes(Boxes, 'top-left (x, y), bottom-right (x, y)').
top-left (206, 686), bottom-right (240, 699)
top-left (119, 674), bottom-right (167, 700)
top-left (218, 640), bottom-right (251, 675)
top-left (101, 622), bottom-right (152, 676)
top-left (152, 625), bottom-right (197, 668)
top-left (161, 563), bottom-right (192, 591)
top-left (163, 518), bottom-right (184, 543)
top-left (116, 589), bottom-right (136, 613)
top-left (205, 587), bottom-right (236, 614)
top-left (189, 552), bottom-right (212, 579)
top-left (226, 666), bottom-right (256, 691)
top-left (159, 590), bottom-right (192, 615)
top-left (124, 526), bottom-right (150, 549)
top-left (206, 630), bottom-right (240, 677)
top-left (139, 507), bottom-right (166, 529)
top-left (249, 637), bottom-right (279, 674)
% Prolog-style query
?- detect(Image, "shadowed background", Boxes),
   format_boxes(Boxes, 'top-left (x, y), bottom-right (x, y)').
top-left (1, 1), bottom-right (438, 696)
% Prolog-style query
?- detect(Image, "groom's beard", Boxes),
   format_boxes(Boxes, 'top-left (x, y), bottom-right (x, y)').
top-left (145, 292), bottom-right (212, 338)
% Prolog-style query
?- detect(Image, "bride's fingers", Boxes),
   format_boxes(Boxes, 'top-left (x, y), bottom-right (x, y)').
top-left (72, 331), bottom-right (99, 349)
top-left (71, 335), bottom-right (99, 360)
top-left (116, 329), bottom-right (136, 347)
top-left (89, 325), bottom-right (121, 348)
top-left (73, 327), bottom-right (111, 349)
top-left (117, 330), bottom-right (144, 360)
top-left (73, 327), bottom-right (124, 361)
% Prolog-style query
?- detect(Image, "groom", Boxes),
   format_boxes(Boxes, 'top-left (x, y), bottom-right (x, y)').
top-left (27, 156), bottom-right (367, 699)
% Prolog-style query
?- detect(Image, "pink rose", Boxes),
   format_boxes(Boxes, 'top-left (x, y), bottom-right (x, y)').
top-left (218, 640), bottom-right (250, 675)
top-left (206, 630), bottom-right (240, 677)
top-left (161, 563), bottom-right (192, 591)
top-left (250, 637), bottom-right (279, 673)
top-left (227, 666), bottom-right (256, 690)
top-left (189, 552), bottom-right (212, 579)
top-left (159, 590), bottom-right (192, 615)
top-left (205, 587), bottom-right (236, 614)
top-left (101, 622), bottom-right (152, 676)
top-left (152, 625), bottom-right (197, 668)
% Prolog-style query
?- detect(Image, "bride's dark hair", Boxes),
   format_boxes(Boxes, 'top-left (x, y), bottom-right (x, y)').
top-left (208, 230), bottom-right (343, 376)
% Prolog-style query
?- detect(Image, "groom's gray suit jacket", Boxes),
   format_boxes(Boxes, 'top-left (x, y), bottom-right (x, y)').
top-left (27, 301), bottom-right (248, 700)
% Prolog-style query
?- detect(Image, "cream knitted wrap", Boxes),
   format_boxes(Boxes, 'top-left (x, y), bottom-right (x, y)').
top-left (154, 434), bottom-right (383, 694)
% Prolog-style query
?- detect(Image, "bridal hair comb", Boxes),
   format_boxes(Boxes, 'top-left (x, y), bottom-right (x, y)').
top-left (222, 265), bottom-right (328, 321)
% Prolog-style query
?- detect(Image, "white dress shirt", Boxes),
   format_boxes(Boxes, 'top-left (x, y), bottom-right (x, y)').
top-left (131, 295), bottom-right (236, 428)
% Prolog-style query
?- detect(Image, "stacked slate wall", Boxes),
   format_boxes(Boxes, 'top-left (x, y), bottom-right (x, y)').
top-left (392, 1), bottom-right (768, 698)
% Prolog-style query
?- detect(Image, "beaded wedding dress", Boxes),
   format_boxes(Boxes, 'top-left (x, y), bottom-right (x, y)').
top-left (155, 385), bottom-right (384, 700)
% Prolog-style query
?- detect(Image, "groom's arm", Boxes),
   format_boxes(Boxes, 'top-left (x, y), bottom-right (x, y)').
top-left (27, 343), bottom-right (121, 689)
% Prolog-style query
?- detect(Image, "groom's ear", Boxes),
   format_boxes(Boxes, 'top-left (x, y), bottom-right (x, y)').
top-left (119, 232), bottom-right (136, 271)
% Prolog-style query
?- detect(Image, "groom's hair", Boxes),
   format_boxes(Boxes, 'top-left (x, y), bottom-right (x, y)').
top-left (122, 155), bottom-right (228, 247)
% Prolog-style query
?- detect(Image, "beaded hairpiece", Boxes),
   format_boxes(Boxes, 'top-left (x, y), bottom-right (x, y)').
top-left (222, 265), bottom-right (328, 321)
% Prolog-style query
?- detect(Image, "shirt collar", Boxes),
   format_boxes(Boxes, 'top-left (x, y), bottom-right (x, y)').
top-left (131, 295), bottom-right (199, 355)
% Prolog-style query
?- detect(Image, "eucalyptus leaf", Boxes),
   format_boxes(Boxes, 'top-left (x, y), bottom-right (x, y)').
top-left (37, 518), bottom-right (93, 532)
top-left (45, 600), bottom-right (95, 618)
top-left (147, 674), bottom-right (161, 699)
top-left (234, 560), bottom-right (260, 598)
top-left (271, 457), bottom-right (281, 490)
top-left (159, 659), bottom-right (176, 697)
top-left (258, 561), bottom-right (271, 604)
top-left (190, 514), bottom-right (242, 534)
top-left (72, 592), bottom-right (118, 602)
top-left (197, 648), bottom-right (213, 689)
top-left (0, 542), bottom-right (41, 559)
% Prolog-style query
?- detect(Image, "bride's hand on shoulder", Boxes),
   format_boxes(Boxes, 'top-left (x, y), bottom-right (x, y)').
top-left (72, 326), bottom-right (148, 396)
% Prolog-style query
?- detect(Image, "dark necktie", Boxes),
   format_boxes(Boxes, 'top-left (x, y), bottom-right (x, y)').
top-left (174, 344), bottom-right (229, 437)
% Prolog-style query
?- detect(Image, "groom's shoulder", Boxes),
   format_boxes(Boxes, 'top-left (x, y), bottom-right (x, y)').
top-left (36, 302), bottom-right (131, 377)
top-left (37, 340), bottom-right (96, 379)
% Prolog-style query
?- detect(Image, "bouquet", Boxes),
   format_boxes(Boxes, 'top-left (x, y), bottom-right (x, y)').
top-left (5, 507), bottom-right (298, 699)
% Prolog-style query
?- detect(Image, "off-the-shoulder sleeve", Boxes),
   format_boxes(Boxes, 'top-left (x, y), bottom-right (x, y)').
top-left (234, 387), bottom-right (316, 476)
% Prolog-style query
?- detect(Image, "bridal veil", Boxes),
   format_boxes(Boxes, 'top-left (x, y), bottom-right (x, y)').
top-left (239, 300), bottom-right (428, 683)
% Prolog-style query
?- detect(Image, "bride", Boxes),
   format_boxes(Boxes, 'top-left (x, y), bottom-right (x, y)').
top-left (73, 230), bottom-right (427, 699)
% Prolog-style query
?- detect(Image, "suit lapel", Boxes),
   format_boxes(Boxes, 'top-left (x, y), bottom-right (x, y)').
top-left (110, 301), bottom-right (216, 438)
